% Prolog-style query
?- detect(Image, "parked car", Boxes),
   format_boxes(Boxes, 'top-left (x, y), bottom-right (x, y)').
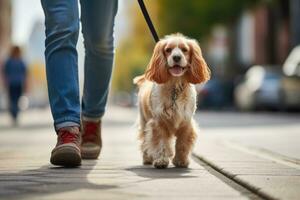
top-left (197, 78), bottom-right (234, 109)
top-left (234, 65), bottom-right (282, 110)
top-left (281, 45), bottom-right (300, 109)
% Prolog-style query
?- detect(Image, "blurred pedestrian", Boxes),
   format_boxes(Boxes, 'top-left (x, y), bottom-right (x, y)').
top-left (41, 0), bottom-right (118, 167)
top-left (2, 46), bottom-right (27, 125)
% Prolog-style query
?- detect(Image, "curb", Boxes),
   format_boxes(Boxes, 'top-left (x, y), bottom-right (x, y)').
top-left (193, 138), bottom-right (300, 200)
top-left (193, 153), bottom-right (277, 200)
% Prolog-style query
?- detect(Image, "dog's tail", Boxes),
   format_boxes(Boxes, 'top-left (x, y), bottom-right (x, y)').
top-left (133, 75), bottom-right (146, 87)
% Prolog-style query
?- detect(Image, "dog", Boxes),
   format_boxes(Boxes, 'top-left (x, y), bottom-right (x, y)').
top-left (133, 33), bottom-right (210, 169)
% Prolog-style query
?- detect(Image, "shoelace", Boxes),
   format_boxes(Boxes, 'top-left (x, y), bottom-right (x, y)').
top-left (82, 122), bottom-right (98, 142)
top-left (59, 130), bottom-right (79, 144)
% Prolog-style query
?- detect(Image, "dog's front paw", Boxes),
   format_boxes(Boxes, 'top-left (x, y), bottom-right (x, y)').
top-left (172, 157), bottom-right (189, 168)
top-left (153, 157), bottom-right (169, 169)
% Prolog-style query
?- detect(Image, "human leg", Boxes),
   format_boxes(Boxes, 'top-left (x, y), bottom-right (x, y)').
top-left (8, 84), bottom-right (21, 122)
top-left (80, 0), bottom-right (118, 119)
top-left (79, 0), bottom-right (118, 159)
top-left (41, 0), bottom-right (81, 130)
top-left (41, 0), bottom-right (81, 166)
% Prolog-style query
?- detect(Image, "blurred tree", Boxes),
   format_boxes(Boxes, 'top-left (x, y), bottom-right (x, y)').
top-left (112, 1), bottom-right (159, 92)
top-left (158, 0), bottom-right (261, 39)
top-left (112, 0), bottom-right (272, 92)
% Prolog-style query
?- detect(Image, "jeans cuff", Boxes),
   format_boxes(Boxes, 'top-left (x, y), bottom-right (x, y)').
top-left (81, 112), bottom-right (104, 121)
top-left (54, 117), bottom-right (81, 131)
top-left (55, 121), bottom-right (80, 131)
top-left (82, 115), bottom-right (102, 122)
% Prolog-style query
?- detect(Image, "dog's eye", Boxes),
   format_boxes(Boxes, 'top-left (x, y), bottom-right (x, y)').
top-left (165, 48), bottom-right (172, 53)
top-left (181, 47), bottom-right (188, 52)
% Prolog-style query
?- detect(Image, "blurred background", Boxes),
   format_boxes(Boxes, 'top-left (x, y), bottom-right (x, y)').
top-left (0, 2), bottom-right (299, 198)
top-left (0, 0), bottom-right (300, 121)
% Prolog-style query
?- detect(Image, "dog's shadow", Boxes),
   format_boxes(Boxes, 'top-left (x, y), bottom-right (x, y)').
top-left (0, 160), bottom-right (118, 199)
top-left (126, 165), bottom-right (198, 179)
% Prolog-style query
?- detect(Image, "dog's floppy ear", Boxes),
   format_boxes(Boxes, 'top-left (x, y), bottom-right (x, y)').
top-left (145, 40), bottom-right (170, 84)
top-left (133, 75), bottom-right (146, 87)
top-left (186, 39), bottom-right (210, 84)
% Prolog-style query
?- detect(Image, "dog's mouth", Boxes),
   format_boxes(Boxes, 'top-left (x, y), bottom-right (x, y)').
top-left (168, 65), bottom-right (187, 77)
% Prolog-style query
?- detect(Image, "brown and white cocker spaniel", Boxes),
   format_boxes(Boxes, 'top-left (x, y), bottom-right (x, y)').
top-left (134, 33), bottom-right (210, 169)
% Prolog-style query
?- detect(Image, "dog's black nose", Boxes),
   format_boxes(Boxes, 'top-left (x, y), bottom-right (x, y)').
top-left (173, 55), bottom-right (181, 63)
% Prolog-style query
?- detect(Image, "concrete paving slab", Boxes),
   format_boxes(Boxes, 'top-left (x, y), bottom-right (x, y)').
top-left (236, 175), bottom-right (300, 200)
top-left (194, 137), bottom-right (300, 200)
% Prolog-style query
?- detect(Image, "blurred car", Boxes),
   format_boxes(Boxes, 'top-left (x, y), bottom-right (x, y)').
top-left (234, 65), bottom-right (282, 110)
top-left (197, 78), bottom-right (233, 109)
top-left (281, 45), bottom-right (300, 109)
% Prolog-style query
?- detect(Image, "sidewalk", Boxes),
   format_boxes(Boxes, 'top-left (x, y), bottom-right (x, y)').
top-left (194, 111), bottom-right (300, 200)
top-left (0, 106), bottom-right (299, 199)
top-left (0, 107), bottom-right (247, 200)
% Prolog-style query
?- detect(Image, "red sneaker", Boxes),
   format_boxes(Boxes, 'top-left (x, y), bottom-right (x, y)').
top-left (50, 127), bottom-right (81, 167)
top-left (81, 120), bottom-right (102, 159)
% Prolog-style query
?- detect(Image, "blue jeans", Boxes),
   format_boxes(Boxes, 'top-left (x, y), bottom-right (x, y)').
top-left (41, 0), bottom-right (118, 130)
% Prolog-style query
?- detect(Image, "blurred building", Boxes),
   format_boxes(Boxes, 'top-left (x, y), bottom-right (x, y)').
top-left (0, 0), bottom-right (11, 64)
top-left (200, 0), bottom-right (300, 109)
top-left (206, 0), bottom-right (300, 77)
top-left (0, 0), bottom-right (12, 110)
top-left (235, 0), bottom-right (300, 70)
top-left (24, 20), bottom-right (48, 108)
top-left (26, 20), bottom-right (45, 64)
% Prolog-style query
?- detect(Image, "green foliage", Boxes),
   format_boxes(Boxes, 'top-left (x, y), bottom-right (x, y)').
top-left (112, 2), bottom-right (156, 92)
top-left (112, 0), bottom-right (267, 92)
top-left (158, 0), bottom-right (260, 39)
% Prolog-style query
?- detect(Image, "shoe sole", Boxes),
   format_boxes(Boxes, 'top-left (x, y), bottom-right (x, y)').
top-left (51, 146), bottom-right (81, 167)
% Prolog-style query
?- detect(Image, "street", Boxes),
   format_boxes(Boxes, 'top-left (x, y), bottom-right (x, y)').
top-left (0, 106), bottom-right (299, 200)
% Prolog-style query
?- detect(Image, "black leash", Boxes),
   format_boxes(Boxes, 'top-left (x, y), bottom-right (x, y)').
top-left (137, 0), bottom-right (160, 43)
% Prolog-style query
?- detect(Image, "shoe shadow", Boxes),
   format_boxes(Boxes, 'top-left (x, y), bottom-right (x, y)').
top-left (0, 160), bottom-right (118, 199)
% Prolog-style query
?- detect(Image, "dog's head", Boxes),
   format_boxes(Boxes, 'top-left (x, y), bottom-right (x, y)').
top-left (145, 33), bottom-right (210, 84)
